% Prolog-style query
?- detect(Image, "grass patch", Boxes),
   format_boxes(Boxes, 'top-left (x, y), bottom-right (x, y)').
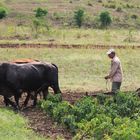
top-left (0, 108), bottom-right (46, 140)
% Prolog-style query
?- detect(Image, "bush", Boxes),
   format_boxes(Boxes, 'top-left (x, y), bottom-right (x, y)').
top-left (34, 7), bottom-right (48, 18)
top-left (111, 117), bottom-right (140, 139)
top-left (74, 9), bottom-right (85, 28)
top-left (99, 11), bottom-right (112, 28)
top-left (53, 101), bottom-right (72, 122)
top-left (74, 115), bottom-right (113, 140)
top-left (0, 7), bottom-right (7, 19)
top-left (113, 93), bottom-right (140, 118)
top-left (40, 92), bottom-right (140, 139)
top-left (62, 115), bottom-right (77, 133)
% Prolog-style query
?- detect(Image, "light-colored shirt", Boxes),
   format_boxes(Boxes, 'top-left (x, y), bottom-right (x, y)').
top-left (108, 56), bottom-right (123, 82)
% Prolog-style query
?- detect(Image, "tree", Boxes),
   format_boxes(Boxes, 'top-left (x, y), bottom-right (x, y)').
top-left (32, 17), bottom-right (49, 38)
top-left (33, 7), bottom-right (49, 38)
top-left (35, 7), bottom-right (48, 18)
top-left (32, 18), bottom-right (41, 38)
top-left (99, 11), bottom-right (112, 28)
top-left (74, 9), bottom-right (85, 28)
top-left (0, 7), bottom-right (7, 19)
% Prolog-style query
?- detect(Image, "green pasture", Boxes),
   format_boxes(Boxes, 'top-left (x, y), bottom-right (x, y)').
top-left (0, 47), bottom-right (139, 92)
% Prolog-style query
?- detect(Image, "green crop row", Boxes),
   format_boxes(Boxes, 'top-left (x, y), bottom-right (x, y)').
top-left (39, 92), bottom-right (140, 140)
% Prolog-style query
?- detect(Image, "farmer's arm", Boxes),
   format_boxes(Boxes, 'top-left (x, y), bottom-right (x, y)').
top-left (108, 61), bottom-right (119, 78)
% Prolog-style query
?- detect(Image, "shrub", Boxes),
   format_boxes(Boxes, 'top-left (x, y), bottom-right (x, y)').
top-left (53, 101), bottom-right (72, 122)
top-left (74, 115), bottom-right (113, 140)
top-left (74, 9), bottom-right (85, 28)
top-left (72, 97), bottom-right (97, 122)
top-left (0, 7), bottom-right (7, 19)
top-left (99, 11), bottom-right (112, 28)
top-left (62, 115), bottom-right (77, 134)
top-left (40, 92), bottom-right (140, 139)
top-left (32, 18), bottom-right (41, 37)
top-left (47, 93), bottom-right (62, 103)
top-left (34, 7), bottom-right (48, 18)
top-left (111, 117), bottom-right (140, 139)
top-left (113, 93), bottom-right (140, 118)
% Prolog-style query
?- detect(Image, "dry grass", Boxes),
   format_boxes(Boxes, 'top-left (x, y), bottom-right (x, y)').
top-left (0, 27), bottom-right (140, 46)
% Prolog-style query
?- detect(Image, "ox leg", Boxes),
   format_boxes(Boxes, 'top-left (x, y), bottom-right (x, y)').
top-left (4, 97), bottom-right (17, 109)
top-left (14, 95), bottom-right (20, 109)
top-left (4, 96), bottom-right (9, 106)
top-left (33, 89), bottom-right (47, 106)
top-left (42, 87), bottom-right (48, 100)
top-left (23, 93), bottom-right (31, 107)
top-left (33, 85), bottom-right (49, 106)
top-left (33, 92), bottom-right (38, 106)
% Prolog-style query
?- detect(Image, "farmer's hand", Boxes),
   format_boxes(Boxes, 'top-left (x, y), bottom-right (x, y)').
top-left (104, 76), bottom-right (109, 80)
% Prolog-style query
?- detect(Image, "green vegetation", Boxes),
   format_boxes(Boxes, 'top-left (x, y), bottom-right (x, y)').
top-left (1, 28), bottom-right (140, 46)
top-left (0, 0), bottom-right (139, 139)
top-left (34, 7), bottom-right (48, 18)
top-left (99, 11), bottom-right (112, 28)
top-left (0, 7), bottom-right (7, 19)
top-left (40, 92), bottom-right (140, 139)
top-left (74, 9), bottom-right (85, 28)
top-left (32, 18), bottom-right (43, 38)
top-left (0, 0), bottom-right (140, 43)
top-left (0, 48), bottom-right (139, 92)
top-left (0, 0), bottom-right (140, 29)
top-left (32, 7), bottom-right (49, 38)
top-left (0, 108), bottom-right (46, 140)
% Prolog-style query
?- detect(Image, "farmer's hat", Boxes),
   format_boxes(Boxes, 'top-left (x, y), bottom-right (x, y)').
top-left (107, 48), bottom-right (115, 55)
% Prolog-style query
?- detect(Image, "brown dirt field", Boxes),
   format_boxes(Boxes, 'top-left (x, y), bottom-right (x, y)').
top-left (21, 107), bottom-right (73, 140)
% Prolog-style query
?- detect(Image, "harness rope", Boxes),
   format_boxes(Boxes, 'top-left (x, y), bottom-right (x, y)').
top-left (105, 79), bottom-right (110, 91)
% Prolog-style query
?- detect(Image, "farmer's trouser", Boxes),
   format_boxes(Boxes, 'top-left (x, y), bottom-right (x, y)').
top-left (112, 82), bottom-right (121, 93)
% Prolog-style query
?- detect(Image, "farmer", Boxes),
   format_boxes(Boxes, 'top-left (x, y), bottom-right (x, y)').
top-left (104, 49), bottom-right (123, 93)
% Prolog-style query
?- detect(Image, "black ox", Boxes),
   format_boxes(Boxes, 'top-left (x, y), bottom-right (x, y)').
top-left (0, 62), bottom-right (61, 109)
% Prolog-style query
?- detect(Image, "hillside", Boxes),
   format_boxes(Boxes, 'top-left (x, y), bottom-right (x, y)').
top-left (1, 0), bottom-right (140, 28)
